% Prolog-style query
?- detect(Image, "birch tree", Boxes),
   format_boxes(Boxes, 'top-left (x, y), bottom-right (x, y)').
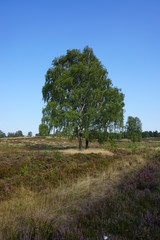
top-left (42, 46), bottom-right (125, 149)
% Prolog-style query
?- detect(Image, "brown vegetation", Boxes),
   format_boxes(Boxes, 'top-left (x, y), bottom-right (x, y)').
top-left (0, 137), bottom-right (159, 239)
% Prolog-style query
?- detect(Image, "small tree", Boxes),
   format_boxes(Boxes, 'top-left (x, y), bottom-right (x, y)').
top-left (39, 123), bottom-right (49, 136)
top-left (15, 130), bottom-right (24, 137)
top-left (126, 116), bottom-right (142, 142)
top-left (27, 131), bottom-right (33, 137)
top-left (0, 130), bottom-right (6, 138)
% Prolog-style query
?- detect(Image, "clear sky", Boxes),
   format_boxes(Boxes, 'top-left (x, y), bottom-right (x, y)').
top-left (0, 0), bottom-right (160, 135)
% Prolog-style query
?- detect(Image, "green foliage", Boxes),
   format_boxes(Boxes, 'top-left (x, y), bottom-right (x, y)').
top-left (42, 46), bottom-right (125, 148)
top-left (126, 116), bottom-right (142, 142)
top-left (0, 130), bottom-right (6, 138)
top-left (8, 130), bottom-right (24, 137)
top-left (142, 130), bottom-right (160, 138)
top-left (39, 123), bottom-right (49, 136)
top-left (43, 150), bottom-right (48, 155)
top-left (8, 132), bottom-right (15, 137)
top-left (55, 151), bottom-right (62, 160)
top-left (109, 138), bottom-right (118, 150)
top-left (97, 131), bottom-right (108, 144)
top-left (27, 131), bottom-right (33, 137)
top-left (15, 130), bottom-right (24, 137)
top-left (21, 165), bottom-right (29, 176)
top-left (128, 142), bottom-right (138, 154)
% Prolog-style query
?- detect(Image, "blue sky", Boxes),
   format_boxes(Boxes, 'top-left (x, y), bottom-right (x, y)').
top-left (0, 0), bottom-right (160, 135)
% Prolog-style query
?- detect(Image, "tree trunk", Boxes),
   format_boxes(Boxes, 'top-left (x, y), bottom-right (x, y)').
top-left (79, 134), bottom-right (82, 150)
top-left (85, 139), bottom-right (89, 149)
top-left (78, 118), bottom-right (83, 150)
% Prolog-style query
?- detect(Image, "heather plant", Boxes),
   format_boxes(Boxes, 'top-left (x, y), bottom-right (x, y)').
top-left (55, 151), bottom-right (62, 160)
top-left (60, 159), bottom-right (160, 239)
top-left (0, 137), bottom-right (160, 239)
top-left (21, 165), bottom-right (30, 176)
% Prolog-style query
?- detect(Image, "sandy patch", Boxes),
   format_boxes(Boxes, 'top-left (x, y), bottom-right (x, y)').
top-left (60, 148), bottom-right (114, 156)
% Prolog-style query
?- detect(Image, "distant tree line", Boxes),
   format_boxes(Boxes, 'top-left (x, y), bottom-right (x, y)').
top-left (113, 117), bottom-right (160, 142)
top-left (1, 125), bottom-right (159, 142)
top-left (0, 130), bottom-right (33, 138)
top-left (100, 130), bottom-right (160, 142)
top-left (142, 130), bottom-right (160, 138)
top-left (8, 130), bottom-right (24, 137)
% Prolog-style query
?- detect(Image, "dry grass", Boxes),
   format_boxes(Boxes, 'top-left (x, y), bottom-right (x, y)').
top-left (0, 137), bottom-right (159, 238)
top-left (0, 152), bottom-right (147, 238)
top-left (60, 148), bottom-right (114, 156)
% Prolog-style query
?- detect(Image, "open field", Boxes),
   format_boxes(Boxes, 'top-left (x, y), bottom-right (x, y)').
top-left (0, 137), bottom-right (160, 239)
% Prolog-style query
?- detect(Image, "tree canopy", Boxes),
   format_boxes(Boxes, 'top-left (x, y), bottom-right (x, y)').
top-left (39, 123), bottom-right (49, 136)
top-left (42, 46), bottom-right (125, 149)
top-left (7, 130), bottom-right (24, 138)
top-left (126, 116), bottom-right (142, 142)
top-left (27, 131), bottom-right (33, 137)
top-left (0, 130), bottom-right (6, 138)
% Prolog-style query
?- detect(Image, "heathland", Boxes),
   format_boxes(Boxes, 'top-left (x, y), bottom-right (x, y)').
top-left (0, 136), bottom-right (160, 239)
